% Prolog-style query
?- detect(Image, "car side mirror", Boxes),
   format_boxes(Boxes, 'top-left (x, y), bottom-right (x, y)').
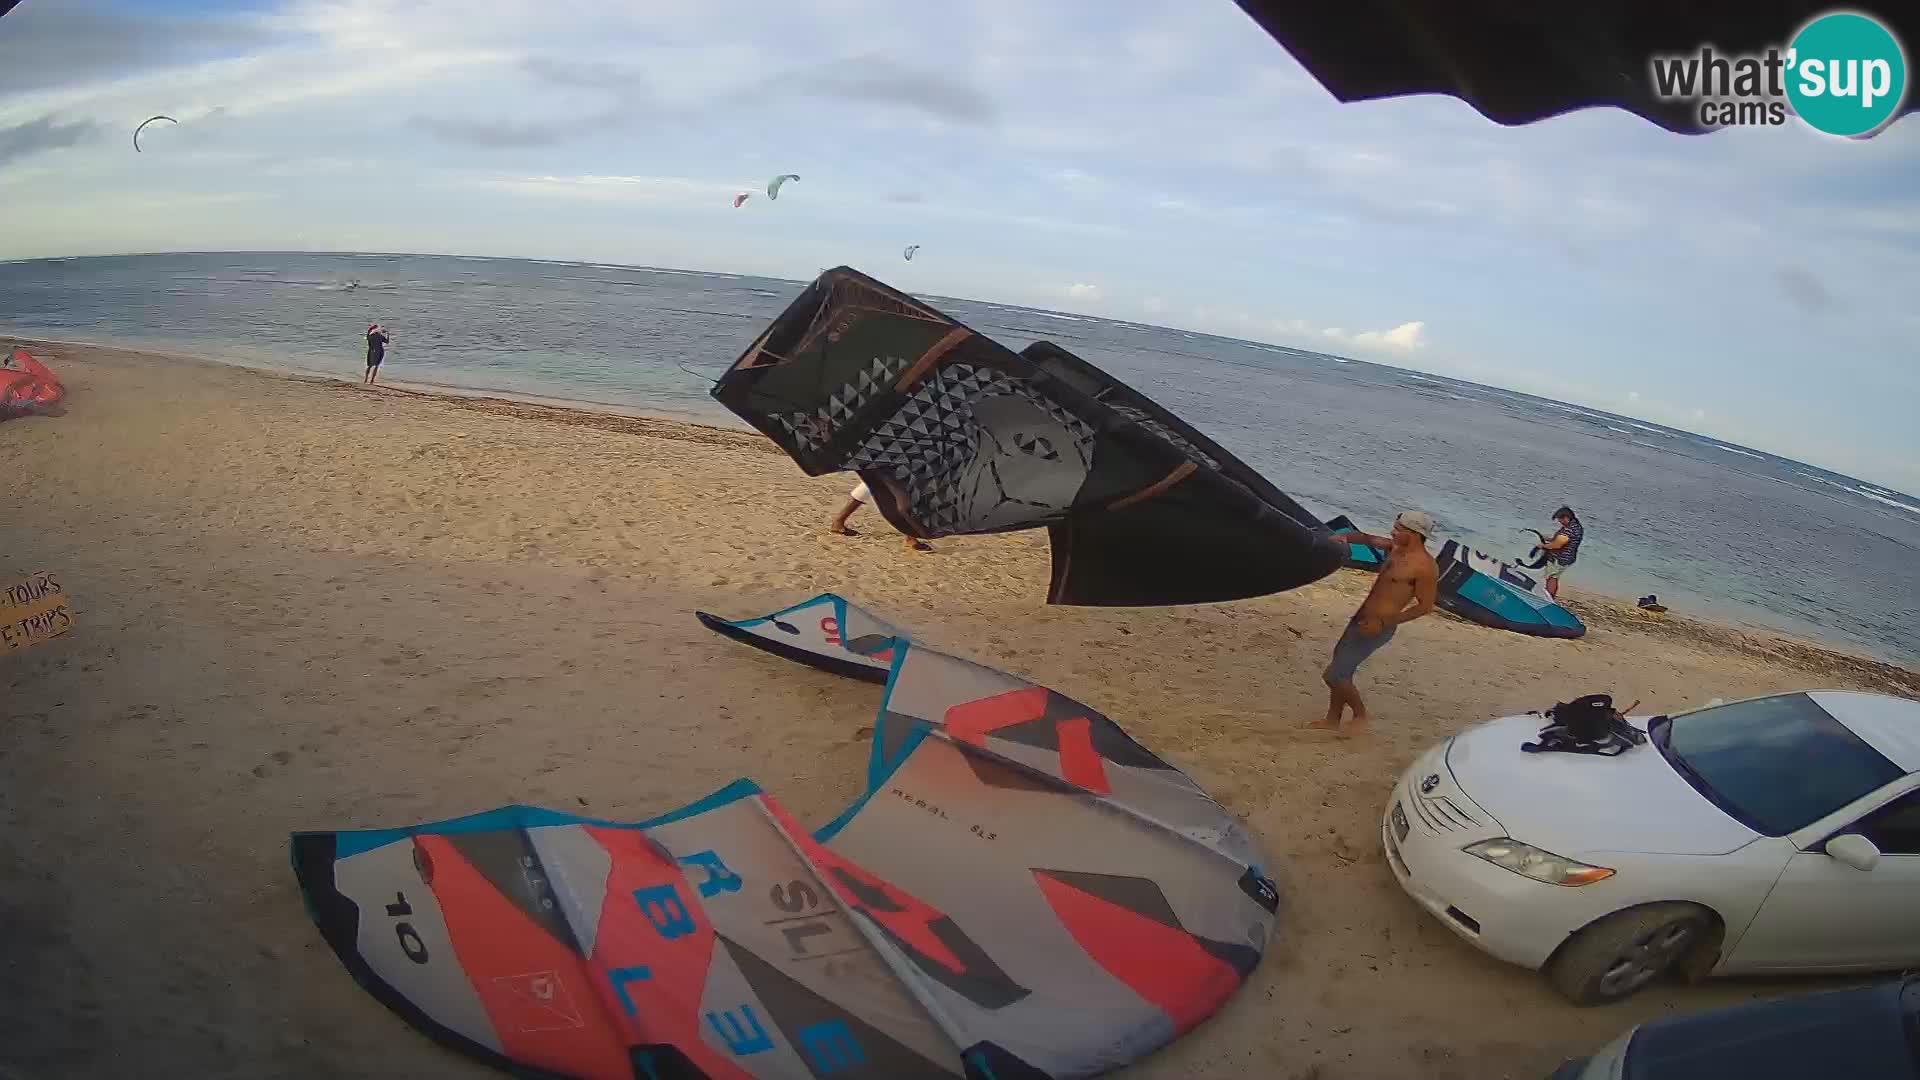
top-left (1826, 833), bottom-right (1881, 872)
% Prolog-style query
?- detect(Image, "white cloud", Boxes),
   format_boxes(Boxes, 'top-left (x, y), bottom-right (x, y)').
top-left (1046, 167), bottom-right (1101, 193)
top-left (464, 173), bottom-right (738, 207)
top-left (1321, 320), bottom-right (1427, 352)
top-left (1063, 282), bottom-right (1101, 301)
top-left (1355, 320), bottom-right (1427, 351)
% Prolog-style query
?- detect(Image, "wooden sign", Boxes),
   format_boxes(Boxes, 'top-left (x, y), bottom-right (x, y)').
top-left (2, 571), bottom-right (74, 653)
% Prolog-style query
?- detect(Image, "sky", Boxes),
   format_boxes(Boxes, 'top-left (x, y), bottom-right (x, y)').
top-left (0, 0), bottom-right (1916, 492)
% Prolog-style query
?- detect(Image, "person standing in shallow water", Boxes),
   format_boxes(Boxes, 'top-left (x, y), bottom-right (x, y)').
top-left (364, 323), bottom-right (390, 384)
top-left (1311, 511), bottom-right (1439, 737)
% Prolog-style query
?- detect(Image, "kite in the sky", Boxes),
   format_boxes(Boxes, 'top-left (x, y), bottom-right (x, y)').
top-left (1, 349), bottom-right (66, 420)
top-left (292, 592), bottom-right (1278, 1079)
top-left (733, 193), bottom-right (752, 208)
top-left (708, 267), bottom-right (1346, 606)
top-left (903, 245), bottom-right (920, 261)
top-left (132, 114), bottom-right (176, 152)
top-left (766, 174), bottom-right (800, 200)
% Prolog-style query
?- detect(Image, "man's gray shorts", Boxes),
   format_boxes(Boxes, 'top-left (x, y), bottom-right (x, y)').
top-left (1325, 619), bottom-right (1397, 683)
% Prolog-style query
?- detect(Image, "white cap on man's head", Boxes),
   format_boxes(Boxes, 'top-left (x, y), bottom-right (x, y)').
top-left (1394, 510), bottom-right (1434, 538)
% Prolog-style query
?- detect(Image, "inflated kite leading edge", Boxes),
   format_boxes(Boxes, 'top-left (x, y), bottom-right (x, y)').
top-left (707, 267), bottom-right (1346, 607)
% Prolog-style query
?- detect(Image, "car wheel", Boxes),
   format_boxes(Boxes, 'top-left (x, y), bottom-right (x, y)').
top-left (1546, 902), bottom-right (1715, 1005)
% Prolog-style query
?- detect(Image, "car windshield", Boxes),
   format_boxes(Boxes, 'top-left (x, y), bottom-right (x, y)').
top-left (1655, 693), bottom-right (1903, 837)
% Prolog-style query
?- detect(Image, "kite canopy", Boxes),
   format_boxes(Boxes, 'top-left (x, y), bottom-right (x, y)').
top-left (733, 193), bottom-right (752, 209)
top-left (722, 595), bottom-right (1280, 1076)
top-left (293, 593), bottom-right (1279, 1079)
top-left (1, 349), bottom-right (66, 420)
top-left (1232, 0), bottom-right (1920, 135)
top-left (903, 245), bottom-right (921, 262)
top-left (133, 114), bottom-right (176, 152)
top-left (766, 174), bottom-right (801, 200)
top-left (708, 267), bottom-right (1346, 606)
top-left (293, 783), bottom-right (973, 1080)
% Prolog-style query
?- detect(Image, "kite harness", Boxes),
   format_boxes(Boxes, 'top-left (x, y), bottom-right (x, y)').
top-left (1520, 694), bottom-right (1651, 757)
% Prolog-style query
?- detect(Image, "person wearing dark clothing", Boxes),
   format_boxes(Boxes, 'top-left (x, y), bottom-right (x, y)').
top-left (1537, 505), bottom-right (1584, 599)
top-left (364, 323), bottom-right (390, 384)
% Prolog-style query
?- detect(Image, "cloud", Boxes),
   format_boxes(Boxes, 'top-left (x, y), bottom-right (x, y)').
top-left (1774, 265), bottom-right (1834, 313)
top-left (792, 55), bottom-right (997, 125)
top-left (1357, 321), bottom-right (1427, 350)
top-left (1324, 320), bottom-right (1427, 351)
top-left (0, 116), bottom-right (104, 166)
top-left (465, 173), bottom-right (737, 208)
top-left (521, 56), bottom-right (645, 92)
top-left (1064, 283), bottom-right (1101, 301)
top-left (884, 191), bottom-right (926, 204)
top-left (413, 51), bottom-right (649, 149)
top-left (412, 110), bottom-right (619, 148)
top-left (0, 1), bottom-right (275, 96)
top-left (1046, 167), bottom-right (1102, 194)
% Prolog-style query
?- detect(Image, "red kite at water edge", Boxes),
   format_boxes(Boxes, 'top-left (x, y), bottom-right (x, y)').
top-left (1, 350), bottom-right (67, 421)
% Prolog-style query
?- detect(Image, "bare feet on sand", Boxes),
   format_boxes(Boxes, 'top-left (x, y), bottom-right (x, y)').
top-left (1307, 715), bottom-right (1372, 738)
top-left (829, 525), bottom-right (929, 552)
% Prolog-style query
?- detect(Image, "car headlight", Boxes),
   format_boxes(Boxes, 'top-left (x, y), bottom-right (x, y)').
top-left (1463, 838), bottom-right (1615, 886)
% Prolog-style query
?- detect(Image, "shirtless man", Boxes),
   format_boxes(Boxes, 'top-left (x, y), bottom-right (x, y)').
top-left (1311, 510), bottom-right (1439, 735)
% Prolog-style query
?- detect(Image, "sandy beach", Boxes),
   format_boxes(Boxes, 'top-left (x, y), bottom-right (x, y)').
top-left (4, 341), bottom-right (1916, 1080)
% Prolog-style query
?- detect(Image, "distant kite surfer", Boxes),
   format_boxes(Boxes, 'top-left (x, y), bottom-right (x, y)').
top-left (1312, 510), bottom-right (1437, 737)
top-left (364, 323), bottom-right (389, 384)
top-left (830, 480), bottom-right (932, 552)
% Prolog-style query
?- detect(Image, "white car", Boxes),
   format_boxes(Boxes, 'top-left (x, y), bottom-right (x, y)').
top-left (1381, 689), bottom-right (1920, 1004)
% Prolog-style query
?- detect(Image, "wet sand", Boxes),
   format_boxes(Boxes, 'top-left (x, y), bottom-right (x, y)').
top-left (3, 341), bottom-right (1914, 1080)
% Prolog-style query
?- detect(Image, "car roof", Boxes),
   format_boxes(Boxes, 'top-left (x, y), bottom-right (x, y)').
top-left (1624, 974), bottom-right (1918, 1080)
top-left (1806, 691), bottom-right (1920, 773)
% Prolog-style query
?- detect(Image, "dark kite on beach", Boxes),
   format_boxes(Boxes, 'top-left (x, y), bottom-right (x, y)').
top-left (707, 267), bottom-right (1347, 607)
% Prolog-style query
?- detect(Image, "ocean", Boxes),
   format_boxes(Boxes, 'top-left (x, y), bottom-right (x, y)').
top-left (4, 251), bottom-right (1916, 665)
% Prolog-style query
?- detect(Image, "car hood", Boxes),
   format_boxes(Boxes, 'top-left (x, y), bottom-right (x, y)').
top-left (1445, 714), bottom-right (1759, 857)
